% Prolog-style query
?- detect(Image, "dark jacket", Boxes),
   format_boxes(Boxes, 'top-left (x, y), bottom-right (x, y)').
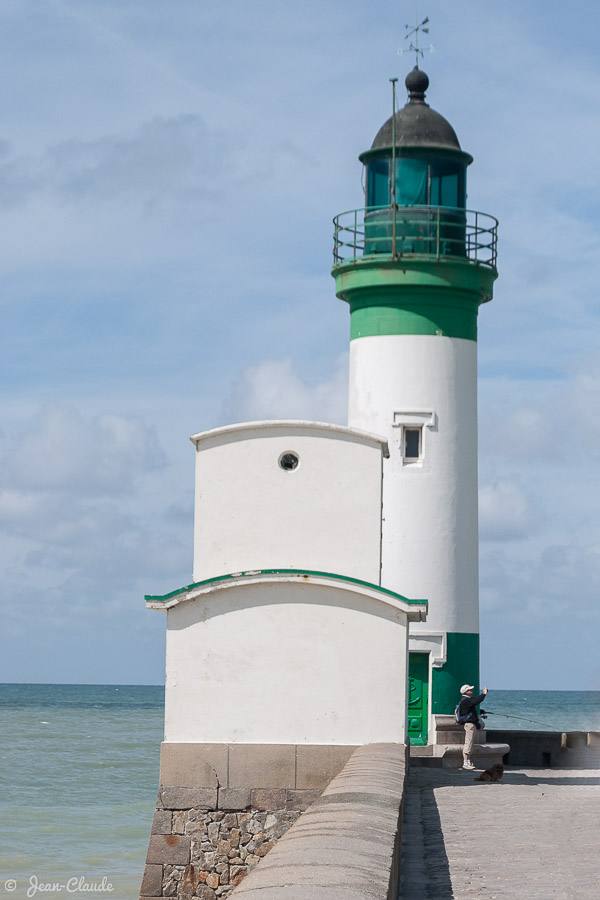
top-left (458, 691), bottom-right (487, 727)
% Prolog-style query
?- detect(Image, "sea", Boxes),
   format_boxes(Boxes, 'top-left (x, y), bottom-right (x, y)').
top-left (0, 684), bottom-right (598, 900)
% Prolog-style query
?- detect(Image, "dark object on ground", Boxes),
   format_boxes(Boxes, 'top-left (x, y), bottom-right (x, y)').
top-left (475, 763), bottom-right (504, 782)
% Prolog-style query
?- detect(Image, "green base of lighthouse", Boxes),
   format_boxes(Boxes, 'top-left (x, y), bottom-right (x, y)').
top-left (431, 632), bottom-right (480, 715)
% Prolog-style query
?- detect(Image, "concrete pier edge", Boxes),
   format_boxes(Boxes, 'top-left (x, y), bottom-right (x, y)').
top-left (230, 742), bottom-right (408, 900)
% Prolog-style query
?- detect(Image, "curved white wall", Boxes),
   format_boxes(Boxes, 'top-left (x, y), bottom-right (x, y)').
top-left (348, 334), bottom-right (479, 636)
top-left (191, 422), bottom-right (386, 586)
top-left (164, 579), bottom-right (409, 745)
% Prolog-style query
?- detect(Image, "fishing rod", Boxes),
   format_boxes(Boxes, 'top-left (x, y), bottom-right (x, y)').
top-left (481, 709), bottom-right (558, 729)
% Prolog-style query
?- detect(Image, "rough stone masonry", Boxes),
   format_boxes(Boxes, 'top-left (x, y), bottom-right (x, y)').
top-left (140, 787), bottom-right (321, 899)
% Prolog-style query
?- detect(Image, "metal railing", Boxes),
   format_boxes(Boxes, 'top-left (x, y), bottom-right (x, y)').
top-left (332, 205), bottom-right (498, 269)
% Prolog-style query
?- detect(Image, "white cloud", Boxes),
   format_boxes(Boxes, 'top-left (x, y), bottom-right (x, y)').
top-left (0, 403), bottom-right (190, 659)
top-left (480, 537), bottom-right (600, 625)
top-left (479, 478), bottom-right (543, 542)
top-left (222, 354), bottom-right (348, 425)
top-left (0, 404), bottom-right (182, 613)
top-left (0, 115), bottom-right (229, 217)
top-left (480, 359), bottom-right (600, 467)
top-left (1, 403), bottom-right (164, 495)
top-left (480, 400), bottom-right (558, 465)
top-left (570, 369), bottom-right (600, 451)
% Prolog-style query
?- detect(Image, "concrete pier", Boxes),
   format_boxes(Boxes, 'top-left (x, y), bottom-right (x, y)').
top-left (398, 766), bottom-right (600, 898)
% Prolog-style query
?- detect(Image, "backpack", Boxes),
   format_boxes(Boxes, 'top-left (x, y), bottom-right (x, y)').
top-left (454, 703), bottom-right (471, 724)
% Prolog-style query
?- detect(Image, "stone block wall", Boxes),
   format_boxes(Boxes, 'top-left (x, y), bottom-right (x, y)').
top-left (140, 743), bottom-right (357, 899)
top-left (140, 790), bottom-right (317, 899)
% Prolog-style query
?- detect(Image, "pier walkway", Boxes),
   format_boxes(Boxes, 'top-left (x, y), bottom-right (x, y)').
top-left (398, 766), bottom-right (600, 899)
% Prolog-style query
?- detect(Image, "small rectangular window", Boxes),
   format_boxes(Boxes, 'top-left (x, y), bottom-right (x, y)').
top-left (404, 427), bottom-right (422, 460)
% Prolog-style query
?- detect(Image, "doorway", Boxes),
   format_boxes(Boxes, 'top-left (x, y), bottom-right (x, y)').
top-left (408, 652), bottom-right (429, 745)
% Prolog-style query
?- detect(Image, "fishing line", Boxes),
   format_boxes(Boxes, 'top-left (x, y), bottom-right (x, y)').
top-left (482, 709), bottom-right (558, 729)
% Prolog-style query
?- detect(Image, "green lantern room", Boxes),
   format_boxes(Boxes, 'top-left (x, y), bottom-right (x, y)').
top-left (362, 67), bottom-right (470, 210)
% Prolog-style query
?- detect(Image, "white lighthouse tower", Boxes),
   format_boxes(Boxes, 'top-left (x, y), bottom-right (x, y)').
top-left (332, 67), bottom-right (498, 743)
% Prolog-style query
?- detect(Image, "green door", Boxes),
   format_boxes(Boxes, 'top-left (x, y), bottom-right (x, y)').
top-left (408, 652), bottom-right (429, 745)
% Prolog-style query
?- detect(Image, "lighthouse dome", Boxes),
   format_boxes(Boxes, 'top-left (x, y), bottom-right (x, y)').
top-left (370, 67), bottom-right (463, 154)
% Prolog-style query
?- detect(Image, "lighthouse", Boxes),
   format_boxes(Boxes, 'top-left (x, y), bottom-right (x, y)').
top-left (332, 67), bottom-right (498, 744)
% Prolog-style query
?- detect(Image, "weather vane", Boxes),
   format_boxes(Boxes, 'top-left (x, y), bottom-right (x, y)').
top-left (398, 10), bottom-right (434, 67)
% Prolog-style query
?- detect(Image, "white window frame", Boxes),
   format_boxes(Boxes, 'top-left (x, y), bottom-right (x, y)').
top-left (392, 410), bottom-right (436, 466)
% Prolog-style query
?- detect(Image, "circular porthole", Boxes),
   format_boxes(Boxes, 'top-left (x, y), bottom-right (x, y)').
top-left (279, 451), bottom-right (299, 471)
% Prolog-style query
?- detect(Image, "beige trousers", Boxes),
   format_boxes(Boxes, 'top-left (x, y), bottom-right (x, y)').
top-left (464, 722), bottom-right (476, 755)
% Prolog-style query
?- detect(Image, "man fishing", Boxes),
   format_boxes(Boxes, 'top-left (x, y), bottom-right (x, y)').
top-left (457, 683), bottom-right (488, 769)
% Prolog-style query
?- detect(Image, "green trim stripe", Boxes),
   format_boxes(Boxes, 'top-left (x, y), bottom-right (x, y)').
top-left (145, 568), bottom-right (427, 607)
top-left (350, 300), bottom-right (477, 341)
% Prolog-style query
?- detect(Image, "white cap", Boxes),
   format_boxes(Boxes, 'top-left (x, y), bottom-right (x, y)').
top-left (460, 684), bottom-right (475, 694)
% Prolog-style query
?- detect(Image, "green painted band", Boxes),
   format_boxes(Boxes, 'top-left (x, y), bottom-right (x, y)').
top-left (146, 567), bottom-right (428, 607)
top-left (431, 632), bottom-right (480, 715)
top-left (333, 257), bottom-right (495, 341)
top-left (350, 299), bottom-right (477, 340)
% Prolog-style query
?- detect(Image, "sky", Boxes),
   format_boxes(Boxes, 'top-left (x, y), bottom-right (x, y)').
top-left (0, 0), bottom-right (598, 691)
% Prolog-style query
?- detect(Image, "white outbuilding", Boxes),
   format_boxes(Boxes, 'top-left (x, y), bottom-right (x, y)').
top-left (146, 420), bottom-right (427, 784)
